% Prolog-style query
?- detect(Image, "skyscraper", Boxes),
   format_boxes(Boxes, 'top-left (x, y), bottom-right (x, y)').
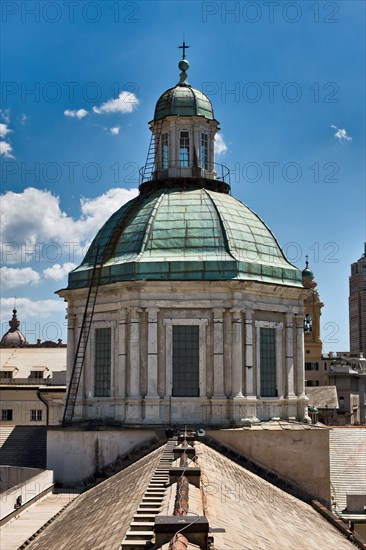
top-left (349, 244), bottom-right (366, 354)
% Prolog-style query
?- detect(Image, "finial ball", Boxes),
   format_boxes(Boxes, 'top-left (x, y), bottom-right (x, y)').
top-left (178, 59), bottom-right (190, 72)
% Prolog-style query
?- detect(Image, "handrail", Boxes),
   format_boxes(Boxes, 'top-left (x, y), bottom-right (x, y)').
top-left (139, 160), bottom-right (231, 185)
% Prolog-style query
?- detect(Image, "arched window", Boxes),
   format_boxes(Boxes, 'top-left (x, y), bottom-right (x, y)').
top-left (180, 131), bottom-right (189, 167)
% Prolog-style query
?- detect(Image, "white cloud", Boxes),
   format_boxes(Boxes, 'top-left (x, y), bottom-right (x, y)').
top-left (110, 126), bottom-right (120, 135)
top-left (0, 267), bottom-right (40, 289)
top-left (331, 125), bottom-right (352, 143)
top-left (93, 91), bottom-right (139, 115)
top-left (18, 113), bottom-right (30, 124)
top-left (64, 109), bottom-right (88, 119)
top-left (0, 141), bottom-right (14, 158)
top-left (0, 123), bottom-right (12, 138)
top-left (43, 262), bottom-right (76, 281)
top-left (1, 297), bottom-right (65, 319)
top-left (0, 109), bottom-right (10, 124)
top-left (0, 121), bottom-right (14, 158)
top-left (214, 133), bottom-right (228, 155)
top-left (0, 187), bottom-right (138, 264)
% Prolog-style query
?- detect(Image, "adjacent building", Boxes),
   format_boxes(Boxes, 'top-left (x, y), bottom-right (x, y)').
top-left (0, 310), bottom-right (66, 427)
top-left (349, 244), bottom-right (366, 355)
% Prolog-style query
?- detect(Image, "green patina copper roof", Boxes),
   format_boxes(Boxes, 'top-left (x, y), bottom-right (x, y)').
top-left (67, 187), bottom-right (302, 289)
top-left (154, 86), bottom-right (214, 121)
top-left (153, 55), bottom-right (214, 121)
top-left (302, 258), bottom-right (314, 278)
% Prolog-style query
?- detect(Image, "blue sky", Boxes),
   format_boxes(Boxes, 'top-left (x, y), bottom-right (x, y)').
top-left (1, 0), bottom-right (365, 351)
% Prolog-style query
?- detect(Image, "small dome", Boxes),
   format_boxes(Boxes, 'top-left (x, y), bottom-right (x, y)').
top-left (0, 309), bottom-right (27, 348)
top-left (67, 187), bottom-right (302, 289)
top-left (153, 56), bottom-right (214, 121)
top-left (154, 85), bottom-right (214, 121)
top-left (302, 258), bottom-right (314, 278)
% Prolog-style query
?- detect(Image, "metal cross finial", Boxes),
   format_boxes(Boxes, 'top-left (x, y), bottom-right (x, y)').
top-left (305, 254), bottom-right (309, 268)
top-left (179, 40), bottom-right (190, 59)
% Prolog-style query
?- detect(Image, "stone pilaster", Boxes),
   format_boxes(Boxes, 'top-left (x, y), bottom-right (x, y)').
top-left (286, 313), bottom-right (296, 398)
top-left (128, 307), bottom-right (142, 397)
top-left (295, 314), bottom-right (305, 397)
top-left (244, 309), bottom-right (254, 397)
top-left (117, 308), bottom-right (127, 398)
top-left (212, 308), bottom-right (225, 399)
top-left (146, 307), bottom-right (160, 399)
top-left (230, 308), bottom-right (243, 398)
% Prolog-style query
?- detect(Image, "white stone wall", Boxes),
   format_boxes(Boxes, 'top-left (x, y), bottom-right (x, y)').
top-left (0, 467), bottom-right (53, 520)
top-left (60, 280), bottom-right (308, 426)
top-left (47, 429), bottom-right (157, 484)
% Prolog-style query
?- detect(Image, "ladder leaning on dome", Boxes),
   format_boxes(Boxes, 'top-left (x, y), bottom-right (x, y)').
top-left (61, 191), bottom-right (149, 425)
top-left (140, 119), bottom-right (163, 184)
top-left (62, 244), bottom-right (102, 426)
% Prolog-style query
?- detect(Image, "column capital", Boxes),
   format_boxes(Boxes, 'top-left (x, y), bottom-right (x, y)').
top-left (230, 308), bottom-right (242, 319)
top-left (294, 313), bottom-right (304, 328)
top-left (129, 307), bottom-right (143, 318)
top-left (146, 306), bottom-right (160, 318)
top-left (213, 307), bottom-right (225, 319)
top-left (118, 308), bottom-right (127, 321)
top-left (244, 308), bottom-right (254, 318)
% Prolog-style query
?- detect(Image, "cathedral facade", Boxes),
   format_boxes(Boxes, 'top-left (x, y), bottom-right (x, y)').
top-left (58, 54), bottom-right (309, 426)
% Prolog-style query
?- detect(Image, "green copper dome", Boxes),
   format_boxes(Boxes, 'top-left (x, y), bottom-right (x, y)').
top-left (67, 187), bottom-right (302, 289)
top-left (302, 258), bottom-right (314, 278)
top-left (154, 86), bottom-right (214, 121)
top-left (153, 55), bottom-right (214, 121)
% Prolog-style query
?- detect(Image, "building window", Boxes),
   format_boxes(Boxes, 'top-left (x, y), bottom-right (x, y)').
top-left (260, 328), bottom-right (277, 397)
top-left (305, 380), bottom-right (320, 387)
top-left (172, 325), bottom-right (199, 397)
top-left (161, 133), bottom-right (168, 169)
top-left (179, 131), bottom-right (189, 167)
top-left (94, 327), bottom-right (111, 397)
top-left (1, 409), bottom-right (13, 421)
top-left (30, 371), bottom-right (44, 379)
top-left (30, 410), bottom-right (42, 421)
top-left (351, 378), bottom-right (359, 391)
top-left (200, 133), bottom-right (208, 169)
top-left (1, 371), bottom-right (13, 379)
top-left (305, 362), bottom-right (319, 371)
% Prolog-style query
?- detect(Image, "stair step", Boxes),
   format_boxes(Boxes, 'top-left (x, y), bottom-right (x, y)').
top-left (121, 541), bottom-right (153, 549)
top-left (129, 522), bottom-right (154, 531)
top-left (125, 531), bottom-right (154, 539)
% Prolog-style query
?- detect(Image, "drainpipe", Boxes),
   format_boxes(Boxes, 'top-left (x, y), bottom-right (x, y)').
top-left (37, 388), bottom-right (49, 426)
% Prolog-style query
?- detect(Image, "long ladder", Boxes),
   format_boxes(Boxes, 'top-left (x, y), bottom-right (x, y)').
top-left (62, 193), bottom-right (149, 425)
top-left (141, 121), bottom-right (163, 183)
top-left (62, 246), bottom-right (102, 426)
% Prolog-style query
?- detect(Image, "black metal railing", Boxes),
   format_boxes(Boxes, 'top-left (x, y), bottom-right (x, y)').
top-left (139, 160), bottom-right (231, 185)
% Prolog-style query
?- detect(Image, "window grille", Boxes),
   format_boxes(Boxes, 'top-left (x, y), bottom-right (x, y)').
top-left (172, 325), bottom-right (199, 397)
top-left (94, 327), bottom-right (111, 397)
top-left (30, 410), bottom-right (42, 421)
top-left (260, 328), bottom-right (277, 397)
top-left (305, 362), bottom-right (319, 371)
top-left (1, 409), bottom-right (13, 421)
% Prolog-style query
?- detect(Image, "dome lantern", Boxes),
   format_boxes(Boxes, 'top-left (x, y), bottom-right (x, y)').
top-left (140, 45), bottom-right (227, 190)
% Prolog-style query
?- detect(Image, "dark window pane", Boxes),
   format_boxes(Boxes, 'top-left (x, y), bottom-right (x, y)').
top-left (260, 328), bottom-right (277, 397)
top-left (94, 328), bottom-right (111, 397)
top-left (172, 325), bottom-right (199, 397)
